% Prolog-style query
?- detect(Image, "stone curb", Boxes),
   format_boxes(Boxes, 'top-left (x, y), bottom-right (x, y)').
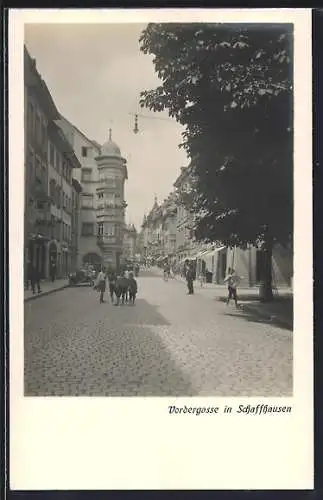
top-left (217, 296), bottom-right (293, 330)
top-left (24, 284), bottom-right (70, 302)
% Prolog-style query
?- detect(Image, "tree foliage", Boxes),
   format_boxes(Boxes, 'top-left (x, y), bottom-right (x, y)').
top-left (139, 23), bottom-right (293, 251)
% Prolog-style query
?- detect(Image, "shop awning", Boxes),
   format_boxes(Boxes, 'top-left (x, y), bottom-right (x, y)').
top-left (29, 233), bottom-right (50, 242)
top-left (196, 248), bottom-right (211, 258)
top-left (202, 246), bottom-right (226, 258)
top-left (187, 248), bottom-right (202, 258)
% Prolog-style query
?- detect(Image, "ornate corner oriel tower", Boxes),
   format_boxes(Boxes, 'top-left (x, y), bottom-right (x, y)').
top-left (94, 129), bottom-right (128, 271)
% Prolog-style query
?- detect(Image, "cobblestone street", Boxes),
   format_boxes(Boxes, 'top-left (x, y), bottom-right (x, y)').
top-left (24, 273), bottom-right (293, 397)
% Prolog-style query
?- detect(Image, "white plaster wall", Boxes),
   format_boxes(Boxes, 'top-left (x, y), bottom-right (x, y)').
top-left (227, 245), bottom-right (292, 288)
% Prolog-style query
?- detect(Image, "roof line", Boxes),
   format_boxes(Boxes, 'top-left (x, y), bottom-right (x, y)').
top-left (58, 114), bottom-right (101, 151)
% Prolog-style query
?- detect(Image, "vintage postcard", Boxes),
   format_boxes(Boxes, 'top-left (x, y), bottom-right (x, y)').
top-left (9, 8), bottom-right (313, 490)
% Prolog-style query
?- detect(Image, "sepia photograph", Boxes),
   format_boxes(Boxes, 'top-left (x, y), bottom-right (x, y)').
top-left (23, 21), bottom-right (294, 398)
top-left (9, 8), bottom-right (314, 491)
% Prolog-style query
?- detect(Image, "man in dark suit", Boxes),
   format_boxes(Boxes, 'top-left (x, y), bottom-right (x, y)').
top-left (186, 262), bottom-right (195, 295)
top-left (31, 264), bottom-right (41, 294)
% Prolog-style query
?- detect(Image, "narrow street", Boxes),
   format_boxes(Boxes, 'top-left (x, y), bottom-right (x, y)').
top-left (24, 272), bottom-right (292, 397)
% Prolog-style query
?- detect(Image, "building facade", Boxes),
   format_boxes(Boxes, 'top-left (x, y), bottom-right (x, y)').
top-left (140, 197), bottom-right (162, 261)
top-left (123, 224), bottom-right (137, 261)
top-left (71, 179), bottom-right (82, 271)
top-left (95, 132), bottom-right (128, 270)
top-left (56, 119), bottom-right (128, 270)
top-left (47, 122), bottom-right (81, 277)
top-left (160, 194), bottom-right (177, 257)
top-left (140, 159), bottom-right (293, 288)
top-left (24, 46), bottom-right (60, 278)
top-left (56, 116), bottom-right (103, 268)
top-left (226, 244), bottom-right (293, 288)
top-left (140, 193), bottom-right (178, 263)
top-left (173, 166), bottom-right (198, 262)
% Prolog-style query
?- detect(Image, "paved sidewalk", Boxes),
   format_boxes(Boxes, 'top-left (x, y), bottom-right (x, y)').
top-left (153, 267), bottom-right (293, 330)
top-left (238, 298), bottom-right (293, 330)
top-left (24, 278), bottom-right (69, 302)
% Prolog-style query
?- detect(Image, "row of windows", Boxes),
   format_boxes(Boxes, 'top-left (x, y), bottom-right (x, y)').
top-left (27, 149), bottom-right (46, 190)
top-left (81, 223), bottom-right (121, 237)
top-left (62, 222), bottom-right (72, 242)
top-left (97, 192), bottom-right (121, 200)
top-left (49, 179), bottom-right (72, 212)
top-left (81, 169), bottom-right (122, 188)
top-left (27, 100), bottom-right (73, 185)
top-left (49, 141), bottom-right (73, 184)
top-left (82, 193), bottom-right (121, 209)
top-left (97, 223), bottom-right (120, 236)
top-left (27, 101), bottom-right (47, 149)
top-left (49, 219), bottom-right (72, 242)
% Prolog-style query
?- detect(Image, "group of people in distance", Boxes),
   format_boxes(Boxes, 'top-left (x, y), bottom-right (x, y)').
top-left (95, 267), bottom-right (138, 306)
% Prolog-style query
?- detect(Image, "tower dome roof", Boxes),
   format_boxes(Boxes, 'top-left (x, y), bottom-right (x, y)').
top-left (101, 129), bottom-right (121, 157)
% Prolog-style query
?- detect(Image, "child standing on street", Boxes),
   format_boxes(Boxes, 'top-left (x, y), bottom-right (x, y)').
top-left (114, 274), bottom-right (129, 306)
top-left (186, 261), bottom-right (195, 295)
top-left (128, 272), bottom-right (138, 305)
top-left (224, 268), bottom-right (242, 308)
top-left (108, 270), bottom-right (117, 303)
top-left (96, 267), bottom-right (106, 303)
top-left (114, 275), bottom-right (122, 306)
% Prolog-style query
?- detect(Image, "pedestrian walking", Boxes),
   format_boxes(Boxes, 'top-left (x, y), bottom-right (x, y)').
top-left (31, 264), bottom-right (41, 295)
top-left (186, 261), bottom-right (195, 295)
top-left (124, 269), bottom-right (130, 302)
top-left (114, 274), bottom-right (129, 306)
top-left (199, 268), bottom-right (206, 288)
top-left (96, 267), bottom-right (107, 303)
top-left (50, 258), bottom-right (57, 282)
top-left (107, 270), bottom-right (117, 303)
top-left (224, 268), bottom-right (242, 308)
top-left (128, 272), bottom-right (138, 305)
top-left (25, 259), bottom-right (32, 290)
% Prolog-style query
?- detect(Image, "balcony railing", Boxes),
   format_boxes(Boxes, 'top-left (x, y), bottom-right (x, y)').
top-left (35, 211), bottom-right (51, 225)
top-left (97, 234), bottom-right (120, 246)
top-left (96, 203), bottom-right (125, 210)
top-left (96, 206), bottom-right (126, 220)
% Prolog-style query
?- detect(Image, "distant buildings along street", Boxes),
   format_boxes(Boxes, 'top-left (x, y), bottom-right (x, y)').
top-left (138, 166), bottom-right (293, 290)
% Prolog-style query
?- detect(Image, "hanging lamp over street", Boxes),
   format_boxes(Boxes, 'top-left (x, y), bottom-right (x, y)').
top-left (133, 114), bottom-right (139, 134)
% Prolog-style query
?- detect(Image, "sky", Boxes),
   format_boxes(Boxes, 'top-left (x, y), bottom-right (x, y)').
top-left (24, 23), bottom-right (188, 229)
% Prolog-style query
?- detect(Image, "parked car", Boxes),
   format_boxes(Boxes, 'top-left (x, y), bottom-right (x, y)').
top-left (68, 268), bottom-right (97, 287)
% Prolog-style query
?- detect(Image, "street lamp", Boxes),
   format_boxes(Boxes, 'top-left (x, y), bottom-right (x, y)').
top-left (129, 111), bottom-right (176, 135)
top-left (133, 114), bottom-right (139, 134)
